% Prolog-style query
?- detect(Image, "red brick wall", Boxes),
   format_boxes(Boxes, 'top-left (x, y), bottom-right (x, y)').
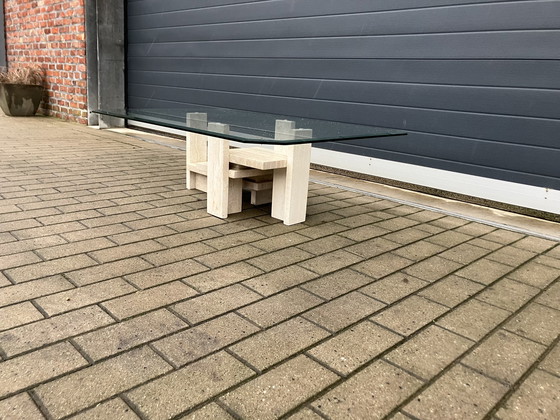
top-left (3, 0), bottom-right (88, 124)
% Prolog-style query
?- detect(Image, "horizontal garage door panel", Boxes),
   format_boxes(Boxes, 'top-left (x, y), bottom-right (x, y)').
top-left (127, 32), bottom-right (560, 60)
top-left (128, 0), bottom-right (539, 26)
top-left (128, 71), bottom-right (560, 120)
top-left (129, 2), bottom-right (560, 42)
top-left (128, 88), bottom-right (560, 150)
top-left (127, 0), bottom-right (560, 190)
top-left (128, 58), bottom-right (560, 90)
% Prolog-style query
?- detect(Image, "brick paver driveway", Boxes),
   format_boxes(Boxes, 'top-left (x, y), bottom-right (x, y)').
top-left (1, 115), bottom-right (559, 419)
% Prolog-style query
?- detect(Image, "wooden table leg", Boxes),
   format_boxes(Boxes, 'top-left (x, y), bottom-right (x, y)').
top-left (206, 136), bottom-right (229, 219)
top-left (272, 128), bottom-right (312, 225)
top-left (186, 113), bottom-right (207, 189)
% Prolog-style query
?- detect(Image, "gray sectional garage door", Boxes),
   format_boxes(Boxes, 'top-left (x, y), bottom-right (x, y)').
top-left (127, 0), bottom-right (560, 190)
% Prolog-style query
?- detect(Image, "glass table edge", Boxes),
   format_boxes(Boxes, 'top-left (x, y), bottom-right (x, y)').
top-left (91, 109), bottom-right (407, 145)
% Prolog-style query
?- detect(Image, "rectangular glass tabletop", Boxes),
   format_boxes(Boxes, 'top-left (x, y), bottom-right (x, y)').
top-left (93, 105), bottom-right (406, 145)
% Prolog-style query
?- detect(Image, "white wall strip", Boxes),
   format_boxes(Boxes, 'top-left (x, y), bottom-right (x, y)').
top-left (312, 148), bottom-right (560, 215)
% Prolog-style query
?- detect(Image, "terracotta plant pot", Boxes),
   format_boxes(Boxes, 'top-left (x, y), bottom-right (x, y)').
top-left (0, 83), bottom-right (44, 116)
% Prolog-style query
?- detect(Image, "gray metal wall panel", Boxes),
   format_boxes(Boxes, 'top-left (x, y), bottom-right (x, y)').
top-left (0, 0), bottom-right (6, 68)
top-left (126, 0), bottom-right (560, 190)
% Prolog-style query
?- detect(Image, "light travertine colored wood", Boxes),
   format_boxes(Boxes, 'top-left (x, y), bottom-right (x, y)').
top-left (229, 148), bottom-right (288, 170)
top-left (272, 127), bottom-right (312, 225)
top-left (206, 136), bottom-right (230, 218)
top-left (186, 113), bottom-right (208, 189)
top-left (188, 162), bottom-right (273, 179)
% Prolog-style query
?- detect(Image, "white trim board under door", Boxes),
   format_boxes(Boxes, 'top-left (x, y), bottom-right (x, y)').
top-left (311, 148), bottom-right (560, 215)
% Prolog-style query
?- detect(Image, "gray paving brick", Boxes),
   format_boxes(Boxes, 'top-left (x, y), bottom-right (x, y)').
top-left (66, 257), bottom-right (153, 286)
top-left (142, 242), bottom-right (215, 266)
top-left (535, 254), bottom-right (560, 269)
top-left (35, 347), bottom-right (171, 419)
top-left (36, 210), bottom-right (103, 226)
top-left (507, 261), bottom-right (560, 289)
top-left (353, 252), bottom-right (414, 280)
top-left (74, 309), bottom-right (187, 361)
top-left (429, 215), bottom-right (469, 229)
top-left (297, 220), bottom-right (347, 238)
top-left (426, 230), bottom-right (472, 247)
top-left (392, 240), bottom-right (446, 262)
top-left (0, 393), bottom-right (45, 420)
top-left (385, 325), bottom-right (473, 380)
top-left (173, 284), bottom-right (260, 324)
top-left (371, 295), bottom-right (448, 336)
top-left (495, 369), bottom-right (560, 420)
top-left (239, 288), bottom-right (324, 328)
top-left (404, 364), bottom-right (507, 420)
top-left (202, 230), bottom-right (266, 250)
top-left (312, 360), bottom-right (422, 420)
top-left (35, 238), bottom-right (115, 260)
top-left (35, 278), bottom-right (136, 316)
top-left (402, 256), bottom-right (462, 283)
top-left (127, 352), bottom-right (253, 420)
top-left (67, 398), bottom-right (140, 420)
top-left (346, 237), bottom-right (401, 259)
top-left (195, 244), bottom-right (265, 269)
top-left (462, 329), bottom-right (546, 385)
top-left (298, 249), bottom-right (363, 275)
top-left (0, 302), bottom-right (44, 331)
top-left (304, 292), bottom-right (385, 332)
top-left (242, 265), bottom-right (318, 296)
top-left (296, 234), bottom-right (354, 256)
top-left (88, 240), bottom-right (165, 263)
top-left (487, 246), bottom-right (536, 267)
top-left (437, 299), bottom-right (511, 341)
top-left (455, 258), bottom-right (513, 285)
top-left (481, 229), bottom-right (524, 245)
top-left (540, 342), bottom-right (560, 376)
top-left (418, 275), bottom-right (484, 308)
top-left (301, 268), bottom-right (373, 300)
top-left (512, 236), bottom-right (558, 253)
top-left (124, 259), bottom-right (208, 289)
top-left (0, 219), bottom-right (42, 234)
top-left (154, 313), bottom-right (259, 367)
top-left (169, 215), bottom-right (226, 232)
top-left (247, 247), bottom-right (314, 272)
top-left (0, 342), bottom-right (88, 398)
top-left (504, 303), bottom-right (560, 345)
top-left (0, 276), bottom-right (74, 308)
top-left (5, 254), bottom-right (97, 284)
top-left (0, 251), bottom-right (42, 270)
top-left (186, 262), bottom-right (263, 292)
top-left (308, 320), bottom-right (401, 375)
top-left (61, 224), bottom-right (131, 242)
top-left (360, 272), bottom-right (429, 304)
top-left (251, 232), bottom-right (310, 252)
top-left (221, 355), bottom-right (339, 420)
top-left (383, 227), bottom-right (431, 245)
top-left (438, 242), bottom-right (490, 264)
top-left (155, 228), bottom-right (221, 248)
top-left (178, 403), bottom-right (234, 420)
top-left (230, 317), bottom-right (330, 371)
top-left (0, 306), bottom-right (114, 357)
top-left (103, 281), bottom-right (198, 320)
top-left (536, 282), bottom-right (560, 310)
top-left (476, 278), bottom-right (540, 312)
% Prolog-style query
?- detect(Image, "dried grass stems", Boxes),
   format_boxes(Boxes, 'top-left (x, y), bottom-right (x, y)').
top-left (0, 66), bottom-right (44, 86)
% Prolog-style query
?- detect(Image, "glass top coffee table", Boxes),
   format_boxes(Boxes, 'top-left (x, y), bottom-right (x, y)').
top-left (93, 106), bottom-right (406, 225)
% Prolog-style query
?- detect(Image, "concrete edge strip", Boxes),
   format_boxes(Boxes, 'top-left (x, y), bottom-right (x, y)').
top-left (310, 178), bottom-right (560, 242)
